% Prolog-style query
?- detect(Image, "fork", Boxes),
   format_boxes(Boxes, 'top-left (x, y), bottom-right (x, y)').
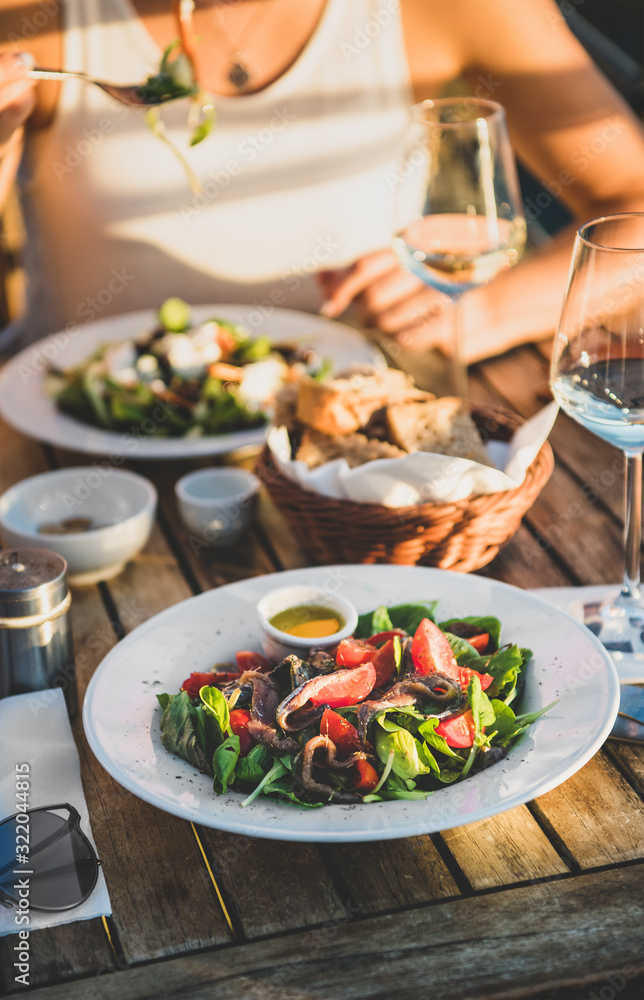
top-left (27, 67), bottom-right (180, 109)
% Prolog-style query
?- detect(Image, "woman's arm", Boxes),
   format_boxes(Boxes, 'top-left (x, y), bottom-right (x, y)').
top-left (322, 0), bottom-right (644, 362)
top-left (0, 0), bottom-right (62, 211)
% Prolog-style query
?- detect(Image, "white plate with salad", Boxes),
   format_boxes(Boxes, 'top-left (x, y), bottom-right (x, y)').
top-left (0, 303), bottom-right (384, 459)
top-left (82, 565), bottom-right (620, 842)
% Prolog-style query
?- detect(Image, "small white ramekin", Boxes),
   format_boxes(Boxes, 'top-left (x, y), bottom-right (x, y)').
top-left (257, 583), bottom-right (358, 663)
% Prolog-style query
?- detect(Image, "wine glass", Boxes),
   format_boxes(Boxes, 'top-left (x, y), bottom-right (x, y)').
top-left (393, 97), bottom-right (526, 397)
top-left (550, 213), bottom-right (644, 662)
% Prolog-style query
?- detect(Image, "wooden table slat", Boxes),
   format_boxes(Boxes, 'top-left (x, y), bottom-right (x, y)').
top-left (12, 864), bottom-right (644, 1000)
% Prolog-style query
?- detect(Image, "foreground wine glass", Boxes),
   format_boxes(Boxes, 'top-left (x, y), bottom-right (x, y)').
top-left (393, 97), bottom-right (526, 397)
top-left (550, 213), bottom-right (644, 660)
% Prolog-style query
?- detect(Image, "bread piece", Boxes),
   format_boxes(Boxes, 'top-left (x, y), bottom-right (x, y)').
top-left (386, 397), bottom-right (492, 465)
top-left (295, 368), bottom-right (432, 436)
top-left (295, 428), bottom-right (406, 470)
top-left (272, 380), bottom-right (300, 429)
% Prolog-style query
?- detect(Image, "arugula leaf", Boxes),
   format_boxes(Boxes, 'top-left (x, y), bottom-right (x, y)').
top-left (213, 735), bottom-right (240, 794)
top-left (241, 761), bottom-right (288, 807)
top-left (481, 644), bottom-right (527, 701)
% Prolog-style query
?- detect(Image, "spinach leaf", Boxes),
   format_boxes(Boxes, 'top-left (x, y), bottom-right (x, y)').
top-left (355, 601), bottom-right (438, 638)
top-left (212, 735), bottom-right (240, 795)
top-left (200, 685), bottom-right (230, 738)
top-left (159, 690), bottom-right (210, 773)
top-left (235, 745), bottom-right (271, 785)
top-left (443, 632), bottom-right (482, 664)
top-left (374, 723), bottom-right (433, 780)
top-left (156, 692), bottom-right (171, 712)
top-left (439, 615), bottom-right (502, 650)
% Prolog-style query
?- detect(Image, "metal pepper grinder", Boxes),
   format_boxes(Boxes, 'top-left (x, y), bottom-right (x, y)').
top-left (0, 548), bottom-right (78, 718)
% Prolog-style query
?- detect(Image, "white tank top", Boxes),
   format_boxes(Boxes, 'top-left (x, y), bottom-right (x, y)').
top-left (6, 0), bottom-right (412, 348)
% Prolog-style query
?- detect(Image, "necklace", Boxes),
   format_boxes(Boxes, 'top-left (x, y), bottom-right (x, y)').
top-left (193, 1), bottom-right (274, 91)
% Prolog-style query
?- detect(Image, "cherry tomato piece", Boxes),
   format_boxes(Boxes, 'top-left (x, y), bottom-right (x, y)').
top-left (446, 621), bottom-right (490, 654)
top-left (307, 662), bottom-right (377, 707)
top-left (236, 650), bottom-right (272, 673)
top-left (181, 671), bottom-right (234, 700)
top-left (411, 619), bottom-right (459, 680)
top-left (369, 639), bottom-right (398, 688)
top-left (435, 710), bottom-right (478, 748)
top-left (335, 638), bottom-right (375, 668)
top-left (367, 629), bottom-right (407, 647)
top-left (229, 709), bottom-right (254, 756)
top-left (351, 758), bottom-right (380, 792)
top-left (457, 666), bottom-right (494, 692)
top-left (320, 708), bottom-right (363, 757)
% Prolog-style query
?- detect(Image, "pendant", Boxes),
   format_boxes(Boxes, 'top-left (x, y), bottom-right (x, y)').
top-left (228, 59), bottom-right (250, 90)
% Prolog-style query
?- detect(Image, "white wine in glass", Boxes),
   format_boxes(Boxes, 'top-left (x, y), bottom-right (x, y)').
top-left (550, 213), bottom-right (644, 661)
top-left (393, 97), bottom-right (526, 396)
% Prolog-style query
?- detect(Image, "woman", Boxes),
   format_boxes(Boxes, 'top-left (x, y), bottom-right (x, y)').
top-left (1, 0), bottom-right (644, 360)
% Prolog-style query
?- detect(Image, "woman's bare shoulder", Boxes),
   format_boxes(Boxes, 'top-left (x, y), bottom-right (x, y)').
top-left (401, 0), bottom-right (591, 84)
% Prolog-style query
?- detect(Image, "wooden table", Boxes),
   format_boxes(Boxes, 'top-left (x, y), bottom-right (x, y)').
top-left (1, 342), bottom-right (643, 1000)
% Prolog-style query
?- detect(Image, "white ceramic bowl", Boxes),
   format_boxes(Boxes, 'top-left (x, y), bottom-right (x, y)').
top-left (0, 467), bottom-right (157, 586)
top-left (257, 583), bottom-right (358, 662)
top-left (175, 468), bottom-right (260, 546)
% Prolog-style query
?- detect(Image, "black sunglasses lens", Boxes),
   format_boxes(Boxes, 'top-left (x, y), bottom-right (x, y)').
top-left (0, 809), bottom-right (98, 911)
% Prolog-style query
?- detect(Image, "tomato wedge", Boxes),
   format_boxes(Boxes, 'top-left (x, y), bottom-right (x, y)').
top-left (236, 650), bottom-right (272, 673)
top-left (181, 670), bottom-right (238, 699)
top-left (335, 638), bottom-right (375, 668)
top-left (369, 639), bottom-right (398, 688)
top-left (350, 758), bottom-right (380, 792)
top-left (435, 710), bottom-right (478, 748)
top-left (229, 709), bottom-right (254, 756)
top-left (457, 666), bottom-right (494, 693)
top-left (307, 662), bottom-right (377, 707)
top-left (446, 621), bottom-right (490, 654)
top-left (367, 629), bottom-right (407, 647)
top-left (411, 619), bottom-right (459, 681)
top-left (320, 708), bottom-right (363, 757)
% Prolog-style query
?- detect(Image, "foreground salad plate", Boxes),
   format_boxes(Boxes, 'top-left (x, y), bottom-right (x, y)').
top-left (82, 565), bottom-right (620, 842)
top-left (0, 305), bottom-right (383, 459)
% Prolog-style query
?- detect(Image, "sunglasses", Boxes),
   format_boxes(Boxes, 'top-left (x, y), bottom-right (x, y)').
top-left (0, 803), bottom-right (101, 912)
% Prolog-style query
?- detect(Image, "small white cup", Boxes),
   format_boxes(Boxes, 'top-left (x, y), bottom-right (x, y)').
top-left (257, 583), bottom-right (358, 663)
top-left (175, 468), bottom-right (260, 547)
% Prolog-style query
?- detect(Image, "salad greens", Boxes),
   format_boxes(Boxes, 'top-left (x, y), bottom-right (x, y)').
top-left (157, 599), bottom-right (554, 808)
top-left (46, 297), bottom-right (328, 439)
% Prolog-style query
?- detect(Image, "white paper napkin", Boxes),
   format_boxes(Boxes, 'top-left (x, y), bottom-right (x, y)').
top-left (0, 689), bottom-right (111, 937)
top-left (268, 401), bottom-right (558, 506)
top-left (531, 584), bottom-right (644, 684)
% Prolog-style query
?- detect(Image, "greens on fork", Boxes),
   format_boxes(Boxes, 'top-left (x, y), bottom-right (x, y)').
top-left (157, 599), bottom-right (554, 808)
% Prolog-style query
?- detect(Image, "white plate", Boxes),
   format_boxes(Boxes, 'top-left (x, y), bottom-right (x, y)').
top-left (0, 306), bottom-right (383, 459)
top-left (82, 565), bottom-right (620, 842)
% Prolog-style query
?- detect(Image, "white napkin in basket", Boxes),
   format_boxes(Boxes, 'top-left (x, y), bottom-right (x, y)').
top-left (268, 401), bottom-right (558, 507)
top-left (0, 689), bottom-right (111, 938)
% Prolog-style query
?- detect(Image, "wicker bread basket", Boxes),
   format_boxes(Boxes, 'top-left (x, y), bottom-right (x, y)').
top-left (255, 406), bottom-right (554, 573)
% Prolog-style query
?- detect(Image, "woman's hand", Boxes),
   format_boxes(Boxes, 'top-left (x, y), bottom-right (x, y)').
top-left (318, 248), bottom-right (456, 355)
top-left (0, 51), bottom-right (36, 152)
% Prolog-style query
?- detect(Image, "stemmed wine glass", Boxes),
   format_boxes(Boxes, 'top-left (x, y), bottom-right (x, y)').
top-left (550, 213), bottom-right (644, 662)
top-left (393, 97), bottom-right (526, 396)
